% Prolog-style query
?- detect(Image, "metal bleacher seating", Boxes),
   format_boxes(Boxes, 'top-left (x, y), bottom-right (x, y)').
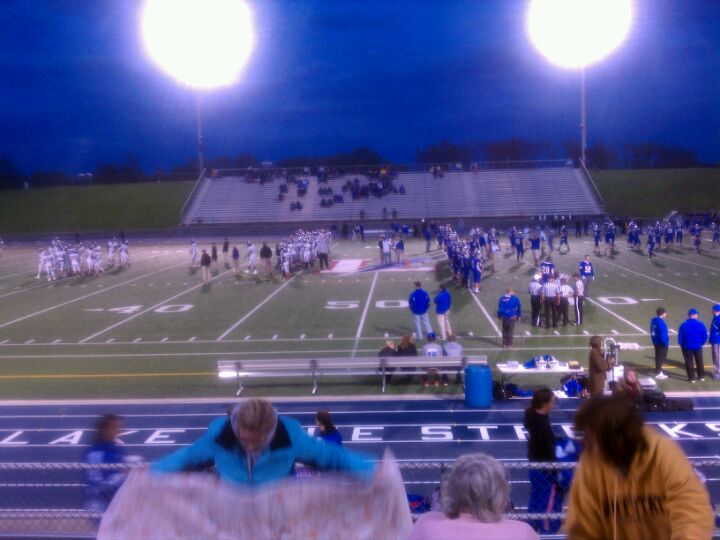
top-left (182, 166), bottom-right (604, 225)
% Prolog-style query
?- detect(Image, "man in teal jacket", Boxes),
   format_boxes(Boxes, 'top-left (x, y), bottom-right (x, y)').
top-left (152, 399), bottom-right (375, 485)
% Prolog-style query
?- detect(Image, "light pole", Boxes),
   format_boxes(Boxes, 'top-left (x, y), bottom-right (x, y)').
top-left (196, 93), bottom-right (205, 175)
top-left (580, 68), bottom-right (586, 164)
top-left (526, 0), bottom-right (633, 166)
top-left (141, 0), bottom-right (255, 175)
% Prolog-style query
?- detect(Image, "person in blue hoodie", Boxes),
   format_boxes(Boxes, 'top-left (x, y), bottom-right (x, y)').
top-left (433, 285), bottom-right (452, 341)
top-left (84, 414), bottom-right (127, 514)
top-left (497, 288), bottom-right (522, 348)
top-left (152, 399), bottom-right (374, 485)
top-left (710, 304), bottom-right (720, 380)
top-left (678, 308), bottom-right (709, 383)
top-left (650, 307), bottom-right (670, 380)
top-left (409, 281), bottom-right (433, 341)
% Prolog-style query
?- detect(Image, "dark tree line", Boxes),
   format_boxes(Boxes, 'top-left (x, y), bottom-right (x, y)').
top-left (0, 141), bottom-right (712, 190)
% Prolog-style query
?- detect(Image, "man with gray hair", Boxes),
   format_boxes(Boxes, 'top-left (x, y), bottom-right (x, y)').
top-left (409, 453), bottom-right (538, 540)
top-left (152, 398), bottom-right (375, 485)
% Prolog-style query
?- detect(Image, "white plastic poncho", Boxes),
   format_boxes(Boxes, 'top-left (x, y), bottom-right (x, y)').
top-left (98, 452), bottom-right (412, 540)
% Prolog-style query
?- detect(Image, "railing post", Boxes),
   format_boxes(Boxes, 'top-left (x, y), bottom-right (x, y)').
top-left (381, 358), bottom-right (387, 393)
top-left (311, 359), bottom-right (318, 395)
top-left (234, 361), bottom-right (243, 396)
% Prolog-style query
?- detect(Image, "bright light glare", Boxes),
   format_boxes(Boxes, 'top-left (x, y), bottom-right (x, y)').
top-left (141, 0), bottom-right (254, 89)
top-left (527, 0), bottom-right (633, 69)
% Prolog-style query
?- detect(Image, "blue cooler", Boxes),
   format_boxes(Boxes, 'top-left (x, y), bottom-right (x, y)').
top-left (465, 365), bottom-right (492, 407)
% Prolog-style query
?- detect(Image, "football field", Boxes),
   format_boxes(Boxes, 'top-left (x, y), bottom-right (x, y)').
top-left (0, 233), bottom-right (718, 399)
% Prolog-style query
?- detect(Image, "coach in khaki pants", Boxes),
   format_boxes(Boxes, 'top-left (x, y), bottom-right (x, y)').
top-left (433, 285), bottom-right (452, 341)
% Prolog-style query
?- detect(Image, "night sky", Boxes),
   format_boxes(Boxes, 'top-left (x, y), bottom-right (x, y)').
top-left (1, 0), bottom-right (718, 174)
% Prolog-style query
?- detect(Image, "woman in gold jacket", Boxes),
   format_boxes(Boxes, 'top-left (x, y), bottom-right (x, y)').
top-left (565, 396), bottom-right (714, 540)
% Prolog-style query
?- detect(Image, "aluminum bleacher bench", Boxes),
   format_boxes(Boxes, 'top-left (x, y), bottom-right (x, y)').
top-left (217, 355), bottom-right (488, 395)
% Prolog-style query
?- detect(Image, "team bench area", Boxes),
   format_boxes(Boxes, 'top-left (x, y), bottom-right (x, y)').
top-left (217, 356), bottom-right (489, 395)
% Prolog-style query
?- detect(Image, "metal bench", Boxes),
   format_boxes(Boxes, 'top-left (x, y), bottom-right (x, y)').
top-left (217, 355), bottom-right (488, 395)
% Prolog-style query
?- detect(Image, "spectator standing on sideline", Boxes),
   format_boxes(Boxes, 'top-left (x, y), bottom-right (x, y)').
top-left (381, 235), bottom-right (393, 265)
top-left (678, 308), bottom-right (708, 382)
top-left (434, 285), bottom-right (452, 340)
top-left (572, 272), bottom-right (584, 325)
top-left (587, 335), bottom-right (609, 396)
top-left (423, 228), bottom-right (432, 252)
top-left (222, 238), bottom-right (229, 266)
top-left (231, 245), bottom-right (240, 274)
top-left (84, 414), bottom-right (127, 514)
top-left (566, 396), bottom-right (714, 539)
top-left (650, 307), bottom-right (669, 380)
top-left (523, 388), bottom-right (561, 534)
top-left (315, 411), bottom-right (342, 445)
top-left (316, 234), bottom-right (330, 270)
top-left (394, 236), bottom-right (405, 265)
top-left (711, 304), bottom-right (720, 380)
top-left (409, 282), bottom-right (433, 340)
top-left (377, 236), bottom-right (384, 263)
top-left (497, 288), bottom-right (521, 348)
top-left (152, 399), bottom-right (374, 485)
top-left (579, 254), bottom-right (594, 296)
top-left (200, 249), bottom-right (212, 283)
top-left (408, 453), bottom-right (539, 540)
top-left (210, 243), bottom-right (218, 272)
top-left (259, 242), bottom-right (273, 275)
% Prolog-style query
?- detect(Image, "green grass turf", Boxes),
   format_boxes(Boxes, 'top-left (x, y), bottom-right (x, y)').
top-left (592, 168), bottom-right (720, 217)
top-left (0, 235), bottom-right (718, 399)
top-left (0, 182), bottom-right (194, 234)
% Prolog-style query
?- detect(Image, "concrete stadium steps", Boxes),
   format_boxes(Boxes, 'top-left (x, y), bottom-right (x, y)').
top-left (182, 167), bottom-right (604, 225)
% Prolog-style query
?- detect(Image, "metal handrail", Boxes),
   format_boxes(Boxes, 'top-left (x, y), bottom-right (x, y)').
top-left (578, 160), bottom-right (605, 209)
top-left (179, 168), bottom-right (206, 224)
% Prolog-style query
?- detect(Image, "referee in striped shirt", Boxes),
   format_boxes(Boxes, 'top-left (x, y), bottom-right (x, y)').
top-left (542, 275), bottom-right (560, 329)
top-left (559, 276), bottom-right (574, 326)
top-left (528, 274), bottom-right (543, 327)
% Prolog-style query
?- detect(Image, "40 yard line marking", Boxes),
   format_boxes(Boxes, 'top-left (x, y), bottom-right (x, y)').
top-left (351, 271), bottom-right (379, 357)
top-left (0, 261), bottom-right (188, 331)
top-left (216, 273), bottom-right (300, 341)
top-left (79, 269), bottom-right (233, 343)
top-left (470, 293), bottom-right (502, 337)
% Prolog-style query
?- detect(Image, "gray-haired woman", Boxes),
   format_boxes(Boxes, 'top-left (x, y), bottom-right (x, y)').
top-left (408, 453), bottom-right (538, 540)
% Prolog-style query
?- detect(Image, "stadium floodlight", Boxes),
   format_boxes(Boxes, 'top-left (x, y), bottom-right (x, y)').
top-left (526, 0), bottom-right (633, 163)
top-left (141, 0), bottom-right (255, 173)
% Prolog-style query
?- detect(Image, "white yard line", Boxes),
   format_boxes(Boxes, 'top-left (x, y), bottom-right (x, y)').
top-left (0, 332), bottom-right (648, 347)
top-left (585, 297), bottom-right (647, 334)
top-left (602, 258), bottom-right (719, 304)
top-left (216, 273), bottom-right (300, 341)
top-left (79, 270), bottom-right (232, 343)
top-left (0, 261), bottom-right (188, 331)
top-left (655, 252), bottom-right (720, 272)
top-left (0, 270), bottom-right (34, 282)
top-left (351, 271), bottom-right (379, 357)
top-left (470, 293), bottom-right (502, 337)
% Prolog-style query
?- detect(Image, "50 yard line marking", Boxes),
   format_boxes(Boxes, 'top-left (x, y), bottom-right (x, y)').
top-left (216, 273), bottom-right (300, 341)
top-left (351, 271), bottom-right (379, 357)
top-left (0, 261), bottom-right (188, 331)
top-left (80, 269), bottom-right (233, 343)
